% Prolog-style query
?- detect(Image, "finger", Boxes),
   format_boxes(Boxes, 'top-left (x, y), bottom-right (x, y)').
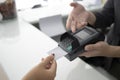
top-left (70, 2), bottom-right (78, 8)
top-left (45, 60), bottom-right (53, 69)
top-left (66, 16), bottom-right (72, 30)
top-left (79, 51), bottom-right (99, 57)
top-left (49, 60), bottom-right (57, 74)
top-left (42, 54), bottom-right (54, 66)
top-left (85, 43), bottom-right (98, 51)
top-left (85, 42), bottom-right (104, 51)
top-left (79, 52), bottom-right (90, 57)
top-left (77, 22), bottom-right (87, 29)
top-left (46, 64), bottom-right (51, 69)
top-left (81, 22), bottom-right (88, 26)
top-left (85, 44), bottom-right (95, 51)
top-left (71, 21), bottom-right (77, 32)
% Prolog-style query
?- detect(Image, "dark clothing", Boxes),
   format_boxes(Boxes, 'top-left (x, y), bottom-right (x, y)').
top-left (93, 0), bottom-right (120, 79)
top-left (80, 0), bottom-right (120, 79)
top-left (94, 0), bottom-right (120, 45)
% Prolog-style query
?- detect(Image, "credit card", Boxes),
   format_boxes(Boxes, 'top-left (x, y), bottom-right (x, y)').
top-left (47, 47), bottom-right (68, 60)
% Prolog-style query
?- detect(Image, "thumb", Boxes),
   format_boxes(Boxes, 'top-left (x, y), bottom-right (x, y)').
top-left (42, 54), bottom-right (54, 66)
top-left (70, 2), bottom-right (78, 8)
top-left (85, 42), bottom-right (102, 51)
top-left (80, 51), bottom-right (99, 58)
top-left (49, 60), bottom-right (57, 74)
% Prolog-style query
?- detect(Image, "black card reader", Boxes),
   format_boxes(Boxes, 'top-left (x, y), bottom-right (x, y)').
top-left (58, 26), bottom-right (105, 61)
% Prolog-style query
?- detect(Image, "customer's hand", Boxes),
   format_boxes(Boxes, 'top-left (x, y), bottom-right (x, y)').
top-left (66, 2), bottom-right (96, 32)
top-left (80, 41), bottom-right (116, 57)
top-left (23, 54), bottom-right (57, 80)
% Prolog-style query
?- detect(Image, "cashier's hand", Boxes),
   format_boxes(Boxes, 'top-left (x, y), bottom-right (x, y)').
top-left (80, 41), bottom-right (113, 57)
top-left (66, 2), bottom-right (96, 32)
top-left (22, 54), bottom-right (57, 80)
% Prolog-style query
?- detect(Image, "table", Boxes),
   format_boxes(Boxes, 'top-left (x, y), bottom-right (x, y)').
top-left (0, 18), bottom-right (116, 80)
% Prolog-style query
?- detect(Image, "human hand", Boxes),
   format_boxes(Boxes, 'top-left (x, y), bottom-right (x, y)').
top-left (80, 41), bottom-right (114, 57)
top-left (23, 54), bottom-right (57, 80)
top-left (66, 2), bottom-right (96, 32)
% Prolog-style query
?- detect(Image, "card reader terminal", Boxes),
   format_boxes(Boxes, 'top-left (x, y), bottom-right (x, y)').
top-left (58, 26), bottom-right (105, 61)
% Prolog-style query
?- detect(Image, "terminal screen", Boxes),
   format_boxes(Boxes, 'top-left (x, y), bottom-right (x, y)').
top-left (75, 30), bottom-right (90, 40)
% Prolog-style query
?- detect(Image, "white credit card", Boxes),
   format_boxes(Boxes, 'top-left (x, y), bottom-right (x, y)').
top-left (47, 47), bottom-right (68, 60)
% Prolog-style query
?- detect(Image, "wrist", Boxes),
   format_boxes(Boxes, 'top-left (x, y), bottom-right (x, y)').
top-left (108, 45), bottom-right (120, 57)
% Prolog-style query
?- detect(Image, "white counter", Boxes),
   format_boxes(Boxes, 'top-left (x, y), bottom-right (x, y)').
top-left (0, 18), bottom-right (116, 80)
top-left (0, 18), bottom-right (57, 80)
